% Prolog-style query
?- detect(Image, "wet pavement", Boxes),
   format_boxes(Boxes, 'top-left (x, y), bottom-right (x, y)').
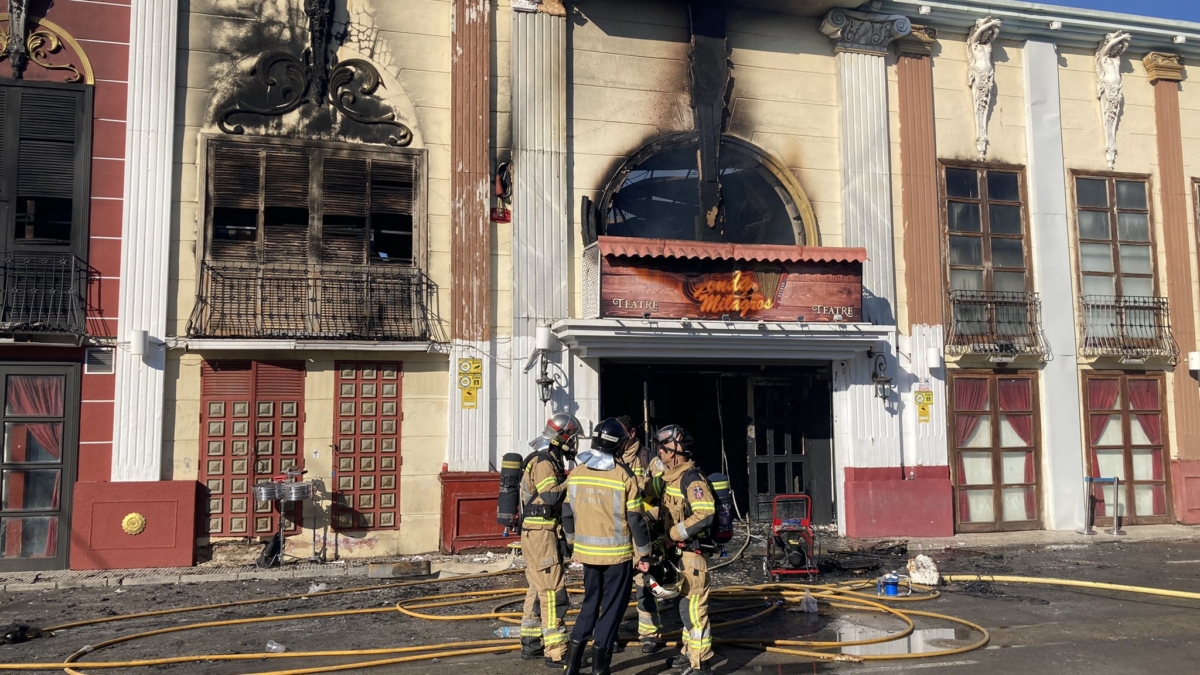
top-left (1, 536), bottom-right (1198, 674)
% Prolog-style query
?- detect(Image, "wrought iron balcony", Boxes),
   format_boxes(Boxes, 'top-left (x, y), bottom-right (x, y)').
top-left (1079, 295), bottom-right (1178, 363)
top-left (187, 261), bottom-right (440, 341)
top-left (946, 290), bottom-right (1048, 358)
top-left (0, 252), bottom-right (91, 338)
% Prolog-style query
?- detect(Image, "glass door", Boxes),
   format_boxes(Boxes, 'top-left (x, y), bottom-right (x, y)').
top-left (951, 373), bottom-right (1042, 532)
top-left (0, 365), bottom-right (79, 571)
top-left (1084, 374), bottom-right (1170, 525)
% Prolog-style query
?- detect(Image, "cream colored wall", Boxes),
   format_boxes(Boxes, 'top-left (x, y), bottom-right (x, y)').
top-left (1174, 72), bottom-right (1200, 390)
top-left (888, 55), bottom-right (906, 332)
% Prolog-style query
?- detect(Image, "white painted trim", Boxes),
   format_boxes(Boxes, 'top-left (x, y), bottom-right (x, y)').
top-left (169, 338), bottom-right (439, 353)
top-left (111, 0), bottom-right (180, 482)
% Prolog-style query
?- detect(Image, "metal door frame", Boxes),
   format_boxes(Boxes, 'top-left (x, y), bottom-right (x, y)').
top-left (747, 377), bottom-right (809, 522)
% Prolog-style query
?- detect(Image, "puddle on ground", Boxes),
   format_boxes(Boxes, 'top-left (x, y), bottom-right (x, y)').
top-left (825, 624), bottom-right (976, 656)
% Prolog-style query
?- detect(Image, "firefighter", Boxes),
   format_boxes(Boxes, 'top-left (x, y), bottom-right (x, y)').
top-left (561, 417), bottom-right (654, 675)
top-left (615, 416), bottom-right (666, 653)
top-left (655, 424), bottom-right (716, 675)
top-left (518, 413), bottom-right (581, 668)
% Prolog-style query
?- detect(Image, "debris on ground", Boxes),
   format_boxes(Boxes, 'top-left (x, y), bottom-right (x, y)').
top-left (265, 640), bottom-right (287, 653)
top-left (307, 582), bottom-right (328, 594)
top-left (908, 554), bottom-right (940, 586)
top-left (799, 591), bottom-right (819, 613)
top-left (1, 624), bottom-right (47, 645)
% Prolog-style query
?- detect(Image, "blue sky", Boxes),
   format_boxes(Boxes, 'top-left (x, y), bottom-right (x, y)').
top-left (1041, 0), bottom-right (1200, 23)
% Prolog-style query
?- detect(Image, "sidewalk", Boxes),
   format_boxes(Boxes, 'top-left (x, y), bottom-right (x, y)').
top-left (4, 524), bottom-right (1198, 593)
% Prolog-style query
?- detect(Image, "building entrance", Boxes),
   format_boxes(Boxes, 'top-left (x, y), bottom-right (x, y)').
top-left (599, 363), bottom-right (834, 526)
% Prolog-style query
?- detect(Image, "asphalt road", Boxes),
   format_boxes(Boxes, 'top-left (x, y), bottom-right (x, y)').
top-left (2, 539), bottom-right (1199, 674)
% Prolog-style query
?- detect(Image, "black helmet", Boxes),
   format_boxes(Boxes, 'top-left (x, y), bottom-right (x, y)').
top-left (654, 424), bottom-right (694, 456)
top-left (541, 413), bottom-right (582, 455)
top-left (591, 417), bottom-right (629, 455)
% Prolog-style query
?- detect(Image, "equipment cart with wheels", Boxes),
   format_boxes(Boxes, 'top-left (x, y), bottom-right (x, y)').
top-left (765, 494), bottom-right (819, 581)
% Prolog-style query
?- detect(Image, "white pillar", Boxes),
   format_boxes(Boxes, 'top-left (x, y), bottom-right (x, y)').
top-left (111, 0), bottom-right (180, 481)
top-left (1024, 40), bottom-right (1086, 530)
top-left (446, 341), bottom-right (495, 471)
top-left (822, 8), bottom-right (910, 326)
top-left (511, 8), bottom-right (570, 446)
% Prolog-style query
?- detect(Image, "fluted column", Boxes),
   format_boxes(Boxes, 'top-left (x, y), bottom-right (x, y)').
top-left (111, 0), bottom-right (180, 481)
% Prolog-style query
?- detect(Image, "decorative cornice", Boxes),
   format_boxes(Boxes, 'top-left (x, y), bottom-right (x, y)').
top-left (1144, 52), bottom-right (1184, 84)
top-left (821, 8), bottom-right (912, 55)
top-left (897, 23), bottom-right (938, 56)
top-left (0, 13), bottom-right (95, 84)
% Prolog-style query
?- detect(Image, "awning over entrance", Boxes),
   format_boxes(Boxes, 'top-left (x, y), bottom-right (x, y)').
top-left (552, 319), bottom-right (894, 360)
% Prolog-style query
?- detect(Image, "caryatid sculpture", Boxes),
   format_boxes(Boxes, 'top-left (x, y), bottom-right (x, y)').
top-left (1096, 31), bottom-right (1132, 169)
top-left (967, 16), bottom-right (1001, 161)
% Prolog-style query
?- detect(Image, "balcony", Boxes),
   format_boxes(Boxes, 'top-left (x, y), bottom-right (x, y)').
top-left (1079, 295), bottom-right (1178, 363)
top-left (946, 290), bottom-right (1048, 358)
top-left (0, 252), bottom-right (91, 339)
top-left (187, 261), bottom-right (439, 341)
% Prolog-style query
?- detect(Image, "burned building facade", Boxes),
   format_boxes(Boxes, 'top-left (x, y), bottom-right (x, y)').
top-left (6, 0), bottom-right (1200, 570)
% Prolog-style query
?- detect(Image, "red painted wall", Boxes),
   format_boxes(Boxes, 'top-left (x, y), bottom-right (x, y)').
top-left (70, 481), bottom-right (198, 570)
top-left (439, 472), bottom-right (511, 553)
top-left (1171, 460), bottom-right (1200, 524)
top-left (843, 466), bottom-right (954, 538)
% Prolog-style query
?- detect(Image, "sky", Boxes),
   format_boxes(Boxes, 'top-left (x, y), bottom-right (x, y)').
top-left (1039, 0), bottom-right (1200, 23)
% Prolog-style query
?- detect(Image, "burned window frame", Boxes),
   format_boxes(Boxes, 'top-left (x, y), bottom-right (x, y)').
top-left (0, 80), bottom-right (94, 261)
top-left (199, 135), bottom-right (427, 271)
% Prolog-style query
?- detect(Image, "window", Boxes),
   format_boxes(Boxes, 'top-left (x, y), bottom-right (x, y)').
top-left (950, 373), bottom-right (1041, 532)
top-left (205, 138), bottom-right (423, 267)
top-left (0, 82), bottom-right (92, 259)
top-left (1074, 176), bottom-right (1154, 298)
top-left (1083, 374), bottom-right (1170, 525)
top-left (942, 166), bottom-right (1029, 294)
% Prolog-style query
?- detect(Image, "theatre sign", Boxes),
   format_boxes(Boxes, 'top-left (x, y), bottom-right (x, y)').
top-left (587, 237), bottom-right (866, 322)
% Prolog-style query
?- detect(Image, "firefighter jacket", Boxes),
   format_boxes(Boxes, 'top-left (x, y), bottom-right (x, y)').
top-left (621, 439), bottom-right (666, 522)
top-left (562, 450), bottom-right (653, 565)
top-left (519, 445), bottom-right (567, 532)
top-left (660, 459), bottom-right (716, 547)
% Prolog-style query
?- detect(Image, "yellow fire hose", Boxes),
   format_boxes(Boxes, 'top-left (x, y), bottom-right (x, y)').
top-left (0, 569), bottom-right (1192, 674)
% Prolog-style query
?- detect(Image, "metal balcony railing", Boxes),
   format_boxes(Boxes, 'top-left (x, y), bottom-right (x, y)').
top-left (1079, 295), bottom-right (1178, 363)
top-left (0, 252), bottom-right (91, 337)
top-left (946, 290), bottom-right (1048, 358)
top-left (187, 261), bottom-right (440, 341)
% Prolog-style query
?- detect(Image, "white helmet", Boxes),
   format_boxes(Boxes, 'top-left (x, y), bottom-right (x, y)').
top-left (645, 561), bottom-right (682, 600)
top-left (647, 574), bottom-right (681, 600)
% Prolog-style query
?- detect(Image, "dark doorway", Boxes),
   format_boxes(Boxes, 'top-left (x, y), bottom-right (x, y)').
top-left (599, 362), bottom-right (834, 526)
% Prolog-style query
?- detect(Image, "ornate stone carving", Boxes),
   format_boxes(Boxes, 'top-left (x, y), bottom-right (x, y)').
top-left (1095, 32), bottom-right (1131, 169)
top-left (217, 0), bottom-right (412, 146)
top-left (820, 8), bottom-right (911, 55)
top-left (5, 0), bottom-right (27, 78)
top-left (897, 23), bottom-right (938, 56)
top-left (967, 17), bottom-right (1001, 161)
top-left (1143, 52), bottom-right (1184, 84)
top-left (0, 12), bottom-right (92, 84)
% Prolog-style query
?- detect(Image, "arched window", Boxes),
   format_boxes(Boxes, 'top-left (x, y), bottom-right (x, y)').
top-left (600, 133), bottom-right (816, 245)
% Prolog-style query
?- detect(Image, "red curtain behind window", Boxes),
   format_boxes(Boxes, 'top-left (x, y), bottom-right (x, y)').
top-left (954, 379), bottom-right (989, 447)
top-left (1127, 379), bottom-right (1165, 514)
top-left (1087, 379), bottom-right (1121, 511)
top-left (6, 377), bottom-right (65, 460)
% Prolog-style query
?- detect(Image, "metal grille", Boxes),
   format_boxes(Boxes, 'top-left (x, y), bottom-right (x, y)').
top-left (188, 261), bottom-right (439, 341)
top-left (946, 290), bottom-right (1048, 357)
top-left (1079, 295), bottom-right (1178, 363)
top-left (0, 252), bottom-right (91, 337)
top-left (582, 243), bottom-right (600, 319)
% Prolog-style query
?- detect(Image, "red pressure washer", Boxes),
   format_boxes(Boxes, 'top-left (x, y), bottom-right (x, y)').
top-left (765, 494), bottom-right (819, 581)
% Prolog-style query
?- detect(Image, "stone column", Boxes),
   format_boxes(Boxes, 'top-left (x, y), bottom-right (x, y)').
top-left (821, 8), bottom-right (909, 326)
top-left (1023, 40), bottom-right (1085, 530)
top-left (510, 5), bottom-right (570, 451)
top-left (111, 0), bottom-right (180, 481)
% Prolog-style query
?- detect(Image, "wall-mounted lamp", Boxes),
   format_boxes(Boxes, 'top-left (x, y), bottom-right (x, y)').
top-left (926, 346), bottom-right (944, 370)
top-left (919, 5), bottom-right (931, 15)
top-left (1188, 351), bottom-right (1200, 372)
top-left (870, 350), bottom-right (893, 399)
top-left (1049, 20), bottom-right (1062, 30)
top-left (128, 329), bottom-right (149, 357)
top-left (1175, 35), bottom-right (1188, 44)
top-left (534, 325), bottom-right (555, 405)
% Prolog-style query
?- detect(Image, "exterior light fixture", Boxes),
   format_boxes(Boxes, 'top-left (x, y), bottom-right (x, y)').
top-left (1188, 351), bottom-right (1200, 371)
top-left (919, 5), bottom-right (932, 15)
top-left (1175, 35), bottom-right (1187, 44)
top-left (1049, 20), bottom-right (1062, 30)
top-left (128, 329), bottom-right (149, 356)
top-left (870, 351), bottom-right (893, 399)
top-left (534, 325), bottom-right (555, 405)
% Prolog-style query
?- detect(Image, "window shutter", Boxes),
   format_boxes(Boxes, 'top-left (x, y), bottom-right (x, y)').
top-left (16, 89), bottom-right (78, 199)
top-left (371, 160), bottom-right (415, 214)
top-left (262, 151), bottom-right (310, 264)
top-left (201, 360), bottom-right (253, 397)
top-left (0, 88), bottom-right (7, 198)
top-left (322, 156), bottom-right (368, 265)
top-left (254, 361), bottom-right (306, 398)
top-left (210, 144), bottom-right (261, 263)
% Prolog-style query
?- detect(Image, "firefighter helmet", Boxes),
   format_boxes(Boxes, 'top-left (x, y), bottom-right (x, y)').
top-left (540, 413), bottom-right (582, 454)
top-left (590, 417), bottom-right (629, 454)
top-left (645, 560), bottom-right (682, 600)
top-left (654, 424), bottom-right (694, 456)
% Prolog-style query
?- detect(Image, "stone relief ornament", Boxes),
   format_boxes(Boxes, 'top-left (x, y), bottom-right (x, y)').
top-left (820, 8), bottom-right (911, 55)
top-left (1096, 31), bottom-right (1132, 169)
top-left (967, 17), bottom-right (1001, 161)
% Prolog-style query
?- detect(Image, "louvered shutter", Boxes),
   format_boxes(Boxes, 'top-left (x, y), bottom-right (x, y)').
top-left (262, 151), bottom-right (310, 264)
top-left (16, 89), bottom-right (78, 201)
top-left (0, 88), bottom-right (7, 202)
top-left (321, 156), bottom-right (368, 265)
top-left (209, 144), bottom-right (261, 263)
top-left (369, 158), bottom-right (415, 263)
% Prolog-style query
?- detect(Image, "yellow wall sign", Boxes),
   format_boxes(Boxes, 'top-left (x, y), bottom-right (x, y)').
top-left (915, 388), bottom-right (933, 424)
top-left (458, 358), bottom-right (483, 409)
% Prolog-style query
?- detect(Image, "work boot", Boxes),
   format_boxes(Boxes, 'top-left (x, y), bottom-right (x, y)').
top-left (680, 664), bottom-right (713, 675)
top-left (667, 653), bottom-right (691, 670)
top-left (521, 637), bottom-right (544, 661)
top-left (591, 647), bottom-right (614, 675)
top-left (611, 639), bottom-right (625, 653)
top-left (562, 640), bottom-right (587, 675)
top-left (544, 656), bottom-right (563, 669)
top-left (640, 636), bottom-right (663, 653)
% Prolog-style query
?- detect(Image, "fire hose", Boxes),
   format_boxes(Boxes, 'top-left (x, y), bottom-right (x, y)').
top-left (0, 570), bottom-right (1195, 674)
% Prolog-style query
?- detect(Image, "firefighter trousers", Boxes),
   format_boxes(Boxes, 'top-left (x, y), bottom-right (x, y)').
top-left (632, 571), bottom-right (662, 638)
top-left (520, 529), bottom-right (568, 660)
top-left (571, 562), bottom-right (633, 652)
top-left (677, 551), bottom-right (712, 668)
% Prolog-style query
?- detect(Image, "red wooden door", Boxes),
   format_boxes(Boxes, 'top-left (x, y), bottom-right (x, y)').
top-left (332, 362), bottom-right (402, 531)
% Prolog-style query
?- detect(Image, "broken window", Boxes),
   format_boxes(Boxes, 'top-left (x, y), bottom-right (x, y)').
top-left (0, 83), bottom-right (92, 259)
top-left (206, 139), bottom-right (421, 267)
top-left (602, 135), bottom-right (806, 245)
